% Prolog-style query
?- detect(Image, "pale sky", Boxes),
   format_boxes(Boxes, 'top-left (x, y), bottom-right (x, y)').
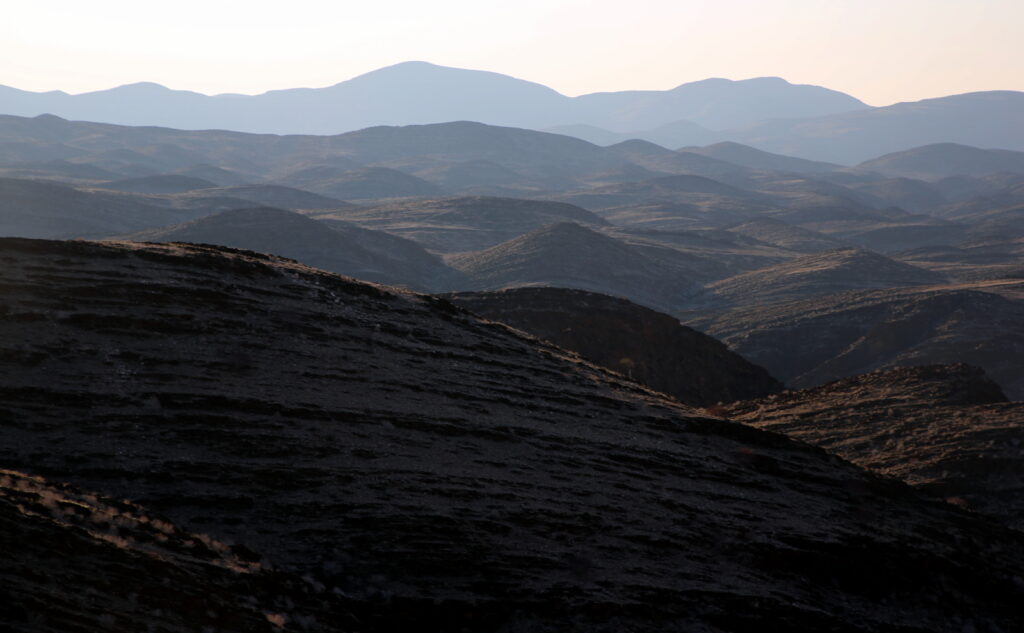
top-left (3, 0), bottom-right (1021, 106)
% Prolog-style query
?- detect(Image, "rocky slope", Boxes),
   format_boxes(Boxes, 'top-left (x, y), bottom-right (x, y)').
top-left (3, 237), bottom-right (1024, 630)
top-left (1, 469), bottom-right (350, 633)
top-left (721, 365), bottom-right (1024, 530)
top-left (447, 287), bottom-right (782, 406)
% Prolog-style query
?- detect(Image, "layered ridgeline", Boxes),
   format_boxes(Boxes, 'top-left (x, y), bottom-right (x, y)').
top-left (3, 63), bottom-right (1021, 162)
top-left (447, 286), bottom-right (782, 406)
top-left (2, 238), bottom-right (1024, 631)
top-left (722, 364), bottom-right (1024, 530)
top-left (0, 62), bottom-right (866, 135)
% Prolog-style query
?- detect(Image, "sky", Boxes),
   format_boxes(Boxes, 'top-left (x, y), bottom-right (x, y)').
top-left (3, 0), bottom-right (1022, 106)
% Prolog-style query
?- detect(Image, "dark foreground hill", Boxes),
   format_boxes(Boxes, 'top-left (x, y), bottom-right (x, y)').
top-left (447, 287), bottom-right (782, 406)
top-left (723, 365), bottom-right (1024, 530)
top-left (0, 469), bottom-right (350, 633)
top-left (2, 238), bottom-right (1024, 631)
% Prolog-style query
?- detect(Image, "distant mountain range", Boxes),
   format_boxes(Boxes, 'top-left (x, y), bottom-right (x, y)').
top-left (2, 61), bottom-right (1022, 163)
top-left (0, 61), bottom-right (864, 135)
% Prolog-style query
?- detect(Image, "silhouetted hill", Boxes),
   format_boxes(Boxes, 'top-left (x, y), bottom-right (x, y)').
top-left (706, 247), bottom-right (946, 306)
top-left (404, 159), bottom-right (546, 194)
top-left (723, 364), bottom-right (1024, 529)
top-left (3, 237), bottom-right (1024, 631)
top-left (175, 163), bottom-right (249, 185)
top-left (313, 195), bottom-right (608, 253)
top-left (858, 143), bottom-right (1024, 180)
top-left (545, 119), bottom-right (721, 148)
top-left (846, 177), bottom-right (948, 212)
top-left (697, 285), bottom-right (1024, 399)
top-left (278, 165), bottom-right (443, 200)
top-left (733, 91), bottom-right (1024, 163)
top-left (0, 63), bottom-right (866, 135)
top-left (121, 206), bottom-right (459, 291)
top-left (724, 217), bottom-right (846, 253)
top-left (182, 184), bottom-right (351, 210)
top-left (449, 222), bottom-right (699, 311)
top-left (933, 172), bottom-right (1024, 202)
top-left (556, 173), bottom-right (773, 230)
top-left (100, 174), bottom-right (218, 193)
top-left (447, 287), bottom-right (782, 406)
top-left (0, 158), bottom-right (120, 183)
top-left (603, 139), bottom-right (751, 179)
top-left (0, 115), bottom-right (629, 194)
top-left (685, 142), bottom-right (841, 173)
top-left (570, 75), bottom-right (866, 131)
top-left (0, 177), bottom-right (195, 238)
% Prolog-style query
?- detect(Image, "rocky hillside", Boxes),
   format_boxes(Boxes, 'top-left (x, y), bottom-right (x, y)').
top-left (447, 286), bottom-right (782, 406)
top-left (3, 237), bottom-right (1024, 630)
top-left (722, 365), bottom-right (1024, 529)
top-left (0, 469), bottom-right (350, 633)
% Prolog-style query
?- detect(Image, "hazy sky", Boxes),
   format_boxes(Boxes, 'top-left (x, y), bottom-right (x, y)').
top-left (3, 0), bottom-right (1021, 105)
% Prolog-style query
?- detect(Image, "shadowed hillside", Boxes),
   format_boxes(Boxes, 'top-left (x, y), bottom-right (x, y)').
top-left (447, 287), bottom-right (782, 406)
top-left (696, 284), bottom-right (1024, 399)
top-left (723, 364), bottom-right (1024, 529)
top-left (0, 469), bottom-right (350, 633)
top-left (0, 177), bottom-right (198, 238)
top-left (3, 237), bottom-right (1024, 630)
